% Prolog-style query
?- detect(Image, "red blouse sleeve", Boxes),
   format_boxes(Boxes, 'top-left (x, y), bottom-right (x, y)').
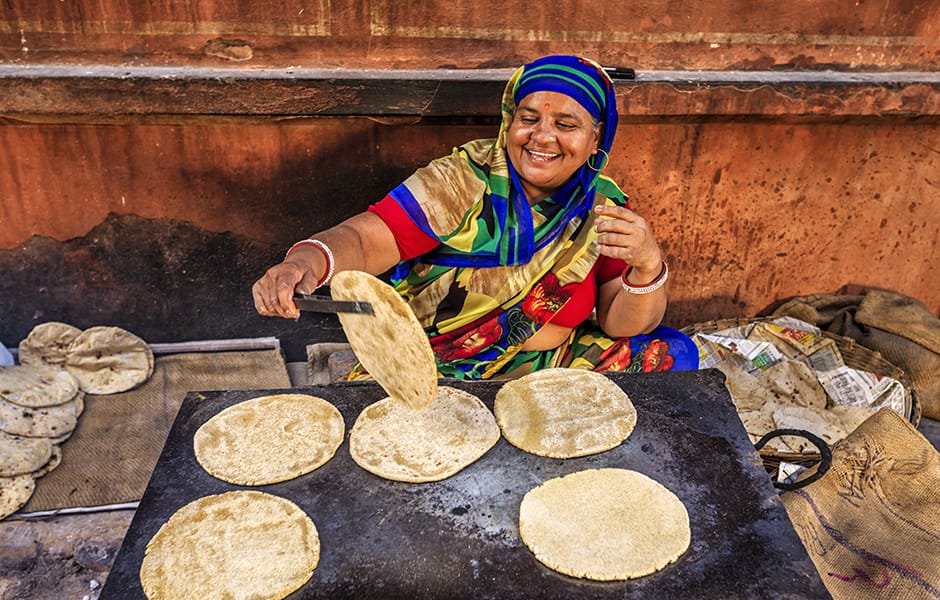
top-left (368, 195), bottom-right (440, 260)
top-left (597, 254), bottom-right (628, 282)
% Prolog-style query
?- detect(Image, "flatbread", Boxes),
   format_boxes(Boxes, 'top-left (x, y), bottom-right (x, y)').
top-left (0, 393), bottom-right (82, 438)
top-left (349, 386), bottom-right (499, 483)
top-left (64, 325), bottom-right (154, 394)
top-left (17, 321), bottom-right (83, 368)
top-left (0, 431), bottom-right (54, 477)
top-left (494, 368), bottom-right (637, 458)
top-left (0, 474), bottom-right (35, 520)
top-left (0, 364), bottom-right (80, 408)
top-left (32, 445), bottom-right (63, 478)
top-left (330, 270), bottom-right (437, 410)
top-left (755, 360), bottom-right (828, 409)
top-left (140, 491), bottom-right (319, 600)
top-left (194, 393), bottom-right (345, 486)
top-left (519, 468), bottom-right (690, 581)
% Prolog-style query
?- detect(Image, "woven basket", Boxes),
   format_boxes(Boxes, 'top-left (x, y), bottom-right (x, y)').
top-left (681, 317), bottom-right (922, 474)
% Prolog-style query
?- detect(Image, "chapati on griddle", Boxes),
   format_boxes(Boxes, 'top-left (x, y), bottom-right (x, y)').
top-left (349, 386), bottom-right (499, 483)
top-left (194, 393), bottom-right (345, 486)
top-left (519, 468), bottom-right (690, 580)
top-left (140, 490), bottom-right (319, 600)
top-left (494, 368), bottom-right (637, 458)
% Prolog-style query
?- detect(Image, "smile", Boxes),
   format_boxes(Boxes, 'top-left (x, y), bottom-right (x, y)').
top-left (525, 149), bottom-right (559, 162)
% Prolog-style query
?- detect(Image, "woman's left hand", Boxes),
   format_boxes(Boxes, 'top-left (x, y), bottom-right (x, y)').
top-left (593, 204), bottom-right (662, 276)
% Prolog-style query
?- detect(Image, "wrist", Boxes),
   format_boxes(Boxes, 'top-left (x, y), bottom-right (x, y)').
top-left (621, 260), bottom-right (668, 294)
top-left (285, 239), bottom-right (334, 287)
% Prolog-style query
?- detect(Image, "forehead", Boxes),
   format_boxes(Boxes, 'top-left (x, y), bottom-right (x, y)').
top-left (515, 91), bottom-right (591, 120)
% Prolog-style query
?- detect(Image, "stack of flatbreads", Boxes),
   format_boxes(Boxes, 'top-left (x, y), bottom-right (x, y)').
top-left (0, 321), bottom-right (155, 519)
top-left (0, 364), bottom-right (83, 518)
top-left (19, 322), bottom-right (155, 395)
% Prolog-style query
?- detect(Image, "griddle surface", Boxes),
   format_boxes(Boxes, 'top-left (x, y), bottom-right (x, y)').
top-left (101, 370), bottom-right (828, 599)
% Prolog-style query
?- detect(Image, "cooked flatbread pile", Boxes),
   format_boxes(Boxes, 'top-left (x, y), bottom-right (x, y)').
top-left (19, 321), bottom-right (154, 395)
top-left (194, 393), bottom-right (345, 486)
top-left (717, 359), bottom-right (877, 453)
top-left (330, 270), bottom-right (437, 410)
top-left (0, 364), bottom-right (84, 518)
top-left (494, 368), bottom-right (637, 458)
top-left (140, 491), bottom-right (319, 600)
top-left (349, 386), bottom-right (500, 483)
top-left (0, 321), bottom-right (155, 519)
top-left (519, 468), bottom-right (690, 581)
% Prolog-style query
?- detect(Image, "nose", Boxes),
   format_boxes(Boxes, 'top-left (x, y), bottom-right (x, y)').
top-left (531, 121), bottom-right (556, 144)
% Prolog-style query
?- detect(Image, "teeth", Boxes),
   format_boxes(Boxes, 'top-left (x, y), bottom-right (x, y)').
top-left (528, 150), bottom-right (558, 160)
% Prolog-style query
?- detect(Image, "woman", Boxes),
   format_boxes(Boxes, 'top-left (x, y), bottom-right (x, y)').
top-left (253, 55), bottom-right (698, 379)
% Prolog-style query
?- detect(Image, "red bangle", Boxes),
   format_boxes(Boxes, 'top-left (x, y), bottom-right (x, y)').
top-left (285, 239), bottom-right (335, 287)
top-left (621, 261), bottom-right (668, 294)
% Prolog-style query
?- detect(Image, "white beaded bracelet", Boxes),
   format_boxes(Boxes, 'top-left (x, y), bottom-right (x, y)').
top-left (285, 238), bottom-right (335, 287)
top-left (621, 260), bottom-right (668, 295)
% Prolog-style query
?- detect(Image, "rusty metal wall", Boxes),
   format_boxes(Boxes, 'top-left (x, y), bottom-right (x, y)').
top-left (1, 0), bottom-right (938, 70)
top-left (1, 116), bottom-right (936, 331)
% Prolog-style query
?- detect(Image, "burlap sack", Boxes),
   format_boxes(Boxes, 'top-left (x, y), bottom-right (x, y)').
top-left (780, 408), bottom-right (940, 599)
top-left (773, 290), bottom-right (940, 420)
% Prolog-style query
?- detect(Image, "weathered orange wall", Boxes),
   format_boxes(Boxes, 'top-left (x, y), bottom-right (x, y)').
top-left (1, 0), bottom-right (938, 70)
top-left (1, 116), bottom-right (936, 326)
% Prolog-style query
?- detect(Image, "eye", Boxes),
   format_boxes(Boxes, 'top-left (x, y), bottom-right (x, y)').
top-left (556, 121), bottom-right (577, 130)
top-left (519, 116), bottom-right (538, 125)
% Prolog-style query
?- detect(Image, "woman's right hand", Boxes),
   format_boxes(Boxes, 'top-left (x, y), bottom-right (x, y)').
top-left (252, 249), bottom-right (325, 319)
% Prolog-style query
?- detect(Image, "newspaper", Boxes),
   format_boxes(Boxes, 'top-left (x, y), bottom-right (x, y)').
top-left (692, 316), bottom-right (907, 416)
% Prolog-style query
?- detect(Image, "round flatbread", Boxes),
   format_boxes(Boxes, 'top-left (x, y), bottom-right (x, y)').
top-left (349, 386), bottom-right (500, 483)
top-left (0, 393), bottom-right (82, 438)
top-left (519, 468), bottom-right (691, 581)
top-left (494, 368), bottom-right (637, 458)
top-left (32, 445), bottom-right (63, 478)
top-left (194, 393), bottom-right (345, 486)
top-left (17, 321), bottom-right (83, 368)
top-left (64, 326), bottom-right (154, 394)
top-left (0, 474), bottom-right (35, 520)
top-left (140, 491), bottom-right (319, 600)
top-left (0, 431), bottom-right (54, 477)
top-left (0, 364), bottom-right (80, 408)
top-left (330, 270), bottom-right (437, 410)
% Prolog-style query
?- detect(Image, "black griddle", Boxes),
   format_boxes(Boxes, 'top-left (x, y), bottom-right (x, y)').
top-left (101, 370), bottom-right (830, 599)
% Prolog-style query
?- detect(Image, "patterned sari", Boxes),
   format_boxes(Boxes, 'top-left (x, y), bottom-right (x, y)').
top-left (373, 56), bottom-right (697, 379)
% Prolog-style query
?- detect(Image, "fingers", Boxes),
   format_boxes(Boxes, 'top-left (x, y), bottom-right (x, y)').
top-left (252, 262), bottom-right (307, 319)
top-left (593, 205), bottom-right (661, 269)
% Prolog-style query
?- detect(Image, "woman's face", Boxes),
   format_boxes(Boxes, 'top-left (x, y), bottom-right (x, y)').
top-left (506, 91), bottom-right (602, 204)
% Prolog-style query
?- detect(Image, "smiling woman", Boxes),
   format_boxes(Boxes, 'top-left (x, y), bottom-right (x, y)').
top-left (252, 55), bottom-right (698, 379)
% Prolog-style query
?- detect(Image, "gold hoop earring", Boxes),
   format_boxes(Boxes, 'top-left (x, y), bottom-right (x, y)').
top-left (588, 148), bottom-right (609, 172)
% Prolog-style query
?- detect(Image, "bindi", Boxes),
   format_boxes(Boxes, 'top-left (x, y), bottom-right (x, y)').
top-left (543, 103), bottom-right (551, 110)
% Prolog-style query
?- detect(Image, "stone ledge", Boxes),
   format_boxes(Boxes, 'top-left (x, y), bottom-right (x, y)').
top-left (1, 65), bottom-right (938, 122)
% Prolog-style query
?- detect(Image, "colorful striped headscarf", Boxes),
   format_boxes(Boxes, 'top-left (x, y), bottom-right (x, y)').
top-left (388, 55), bottom-right (620, 270)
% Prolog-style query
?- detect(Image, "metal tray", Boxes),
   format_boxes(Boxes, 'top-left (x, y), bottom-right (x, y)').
top-left (101, 370), bottom-right (829, 599)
